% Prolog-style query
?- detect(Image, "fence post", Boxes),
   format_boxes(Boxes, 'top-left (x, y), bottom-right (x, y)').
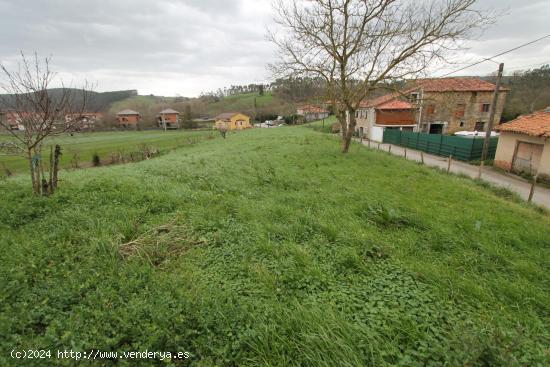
top-left (389, 144), bottom-right (392, 154)
top-left (528, 175), bottom-right (538, 202)
top-left (447, 155), bottom-right (452, 173)
top-left (404, 147), bottom-right (407, 159)
top-left (420, 151), bottom-right (424, 164)
top-left (477, 161), bottom-right (484, 179)
top-left (377, 142), bottom-right (381, 150)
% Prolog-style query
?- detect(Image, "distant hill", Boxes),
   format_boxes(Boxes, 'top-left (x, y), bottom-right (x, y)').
top-left (0, 89), bottom-right (138, 113)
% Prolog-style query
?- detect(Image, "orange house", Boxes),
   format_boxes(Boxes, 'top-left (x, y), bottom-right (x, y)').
top-left (157, 108), bottom-right (180, 129)
top-left (116, 109), bottom-right (141, 127)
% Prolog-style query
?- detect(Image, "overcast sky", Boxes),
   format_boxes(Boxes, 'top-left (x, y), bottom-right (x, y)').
top-left (0, 0), bottom-right (548, 97)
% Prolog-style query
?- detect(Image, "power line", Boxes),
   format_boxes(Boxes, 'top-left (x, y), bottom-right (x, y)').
top-left (439, 34), bottom-right (550, 77)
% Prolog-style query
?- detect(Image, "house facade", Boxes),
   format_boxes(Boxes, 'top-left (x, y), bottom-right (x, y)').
top-left (413, 78), bottom-right (508, 135)
top-left (157, 108), bottom-right (180, 129)
top-left (494, 107), bottom-right (550, 181)
top-left (355, 94), bottom-right (417, 141)
top-left (116, 109), bottom-right (141, 127)
top-left (355, 78), bottom-right (508, 141)
top-left (214, 112), bottom-right (251, 130)
top-left (297, 105), bottom-right (329, 122)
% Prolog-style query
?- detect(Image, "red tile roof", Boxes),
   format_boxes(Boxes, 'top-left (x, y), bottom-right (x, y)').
top-left (496, 108), bottom-right (550, 137)
top-left (412, 77), bottom-right (510, 92)
top-left (359, 93), bottom-right (414, 110)
top-left (298, 104), bottom-right (328, 113)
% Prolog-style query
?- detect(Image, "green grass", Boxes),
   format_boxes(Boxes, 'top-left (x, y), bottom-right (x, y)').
top-left (0, 130), bottom-right (214, 174)
top-left (1, 126), bottom-right (549, 366)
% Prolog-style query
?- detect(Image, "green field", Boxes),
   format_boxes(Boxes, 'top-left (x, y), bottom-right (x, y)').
top-left (1, 126), bottom-right (549, 366)
top-left (0, 129), bottom-right (214, 175)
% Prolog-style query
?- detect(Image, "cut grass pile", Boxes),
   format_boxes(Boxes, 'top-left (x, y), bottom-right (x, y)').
top-left (0, 126), bottom-right (549, 366)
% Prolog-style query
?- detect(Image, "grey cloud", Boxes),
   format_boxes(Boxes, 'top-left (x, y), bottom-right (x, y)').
top-left (0, 0), bottom-right (547, 95)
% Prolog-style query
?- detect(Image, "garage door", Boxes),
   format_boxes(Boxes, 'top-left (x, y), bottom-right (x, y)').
top-left (513, 141), bottom-right (544, 175)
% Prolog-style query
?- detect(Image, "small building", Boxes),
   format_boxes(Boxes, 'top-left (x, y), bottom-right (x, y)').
top-left (214, 112), bottom-right (251, 130)
top-left (494, 107), bottom-right (550, 181)
top-left (157, 108), bottom-right (180, 129)
top-left (116, 109), bottom-right (141, 127)
top-left (297, 105), bottom-right (329, 122)
top-left (356, 94), bottom-right (417, 141)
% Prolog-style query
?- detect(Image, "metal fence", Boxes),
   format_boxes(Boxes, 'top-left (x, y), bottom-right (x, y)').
top-left (382, 129), bottom-right (499, 161)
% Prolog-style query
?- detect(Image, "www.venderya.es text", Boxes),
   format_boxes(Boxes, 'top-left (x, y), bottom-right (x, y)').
top-left (10, 349), bottom-right (190, 361)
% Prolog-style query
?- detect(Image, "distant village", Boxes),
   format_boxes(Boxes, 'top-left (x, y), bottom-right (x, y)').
top-left (1, 76), bottom-right (549, 182)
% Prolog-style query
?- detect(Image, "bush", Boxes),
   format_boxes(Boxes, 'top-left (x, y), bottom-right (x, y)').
top-left (92, 153), bottom-right (101, 166)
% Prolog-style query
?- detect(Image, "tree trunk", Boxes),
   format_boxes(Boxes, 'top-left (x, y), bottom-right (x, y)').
top-left (340, 109), bottom-right (357, 154)
top-left (27, 148), bottom-right (38, 194)
top-left (52, 145), bottom-right (61, 191)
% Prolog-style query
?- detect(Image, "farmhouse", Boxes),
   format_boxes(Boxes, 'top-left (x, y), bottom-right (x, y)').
top-left (157, 108), bottom-right (180, 129)
top-left (116, 109), bottom-right (141, 127)
top-left (214, 112), bottom-right (251, 130)
top-left (494, 107), bottom-right (550, 180)
top-left (355, 77), bottom-right (509, 141)
top-left (297, 105), bottom-right (329, 122)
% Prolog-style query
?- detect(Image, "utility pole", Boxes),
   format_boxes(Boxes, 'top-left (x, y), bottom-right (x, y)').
top-left (481, 62), bottom-right (504, 162)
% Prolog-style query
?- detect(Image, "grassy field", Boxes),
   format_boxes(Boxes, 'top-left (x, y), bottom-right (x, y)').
top-left (0, 126), bottom-right (549, 366)
top-left (0, 129), bottom-right (214, 175)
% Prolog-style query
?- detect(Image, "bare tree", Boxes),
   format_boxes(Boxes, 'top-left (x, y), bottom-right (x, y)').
top-left (269, 0), bottom-right (491, 153)
top-left (0, 52), bottom-right (93, 195)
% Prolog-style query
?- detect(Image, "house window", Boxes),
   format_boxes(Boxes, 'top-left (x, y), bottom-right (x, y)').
top-left (410, 92), bottom-right (420, 102)
top-left (475, 121), bottom-right (485, 131)
top-left (459, 121), bottom-right (464, 127)
top-left (481, 103), bottom-right (490, 112)
top-left (426, 105), bottom-right (436, 114)
top-left (455, 104), bottom-right (465, 118)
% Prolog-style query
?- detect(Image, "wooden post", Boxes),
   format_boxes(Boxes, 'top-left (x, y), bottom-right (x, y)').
top-left (377, 142), bottom-right (380, 150)
top-left (388, 144), bottom-right (392, 154)
top-left (528, 175), bottom-right (538, 202)
top-left (447, 155), bottom-right (452, 173)
top-left (477, 160), bottom-right (484, 180)
top-left (481, 62), bottom-right (504, 162)
top-left (404, 148), bottom-right (407, 159)
top-left (420, 151), bottom-right (424, 164)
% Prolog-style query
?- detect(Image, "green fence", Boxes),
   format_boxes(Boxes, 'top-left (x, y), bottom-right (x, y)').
top-left (382, 129), bottom-right (498, 161)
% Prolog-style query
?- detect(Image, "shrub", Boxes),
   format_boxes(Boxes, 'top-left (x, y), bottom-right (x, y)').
top-left (92, 153), bottom-right (101, 166)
